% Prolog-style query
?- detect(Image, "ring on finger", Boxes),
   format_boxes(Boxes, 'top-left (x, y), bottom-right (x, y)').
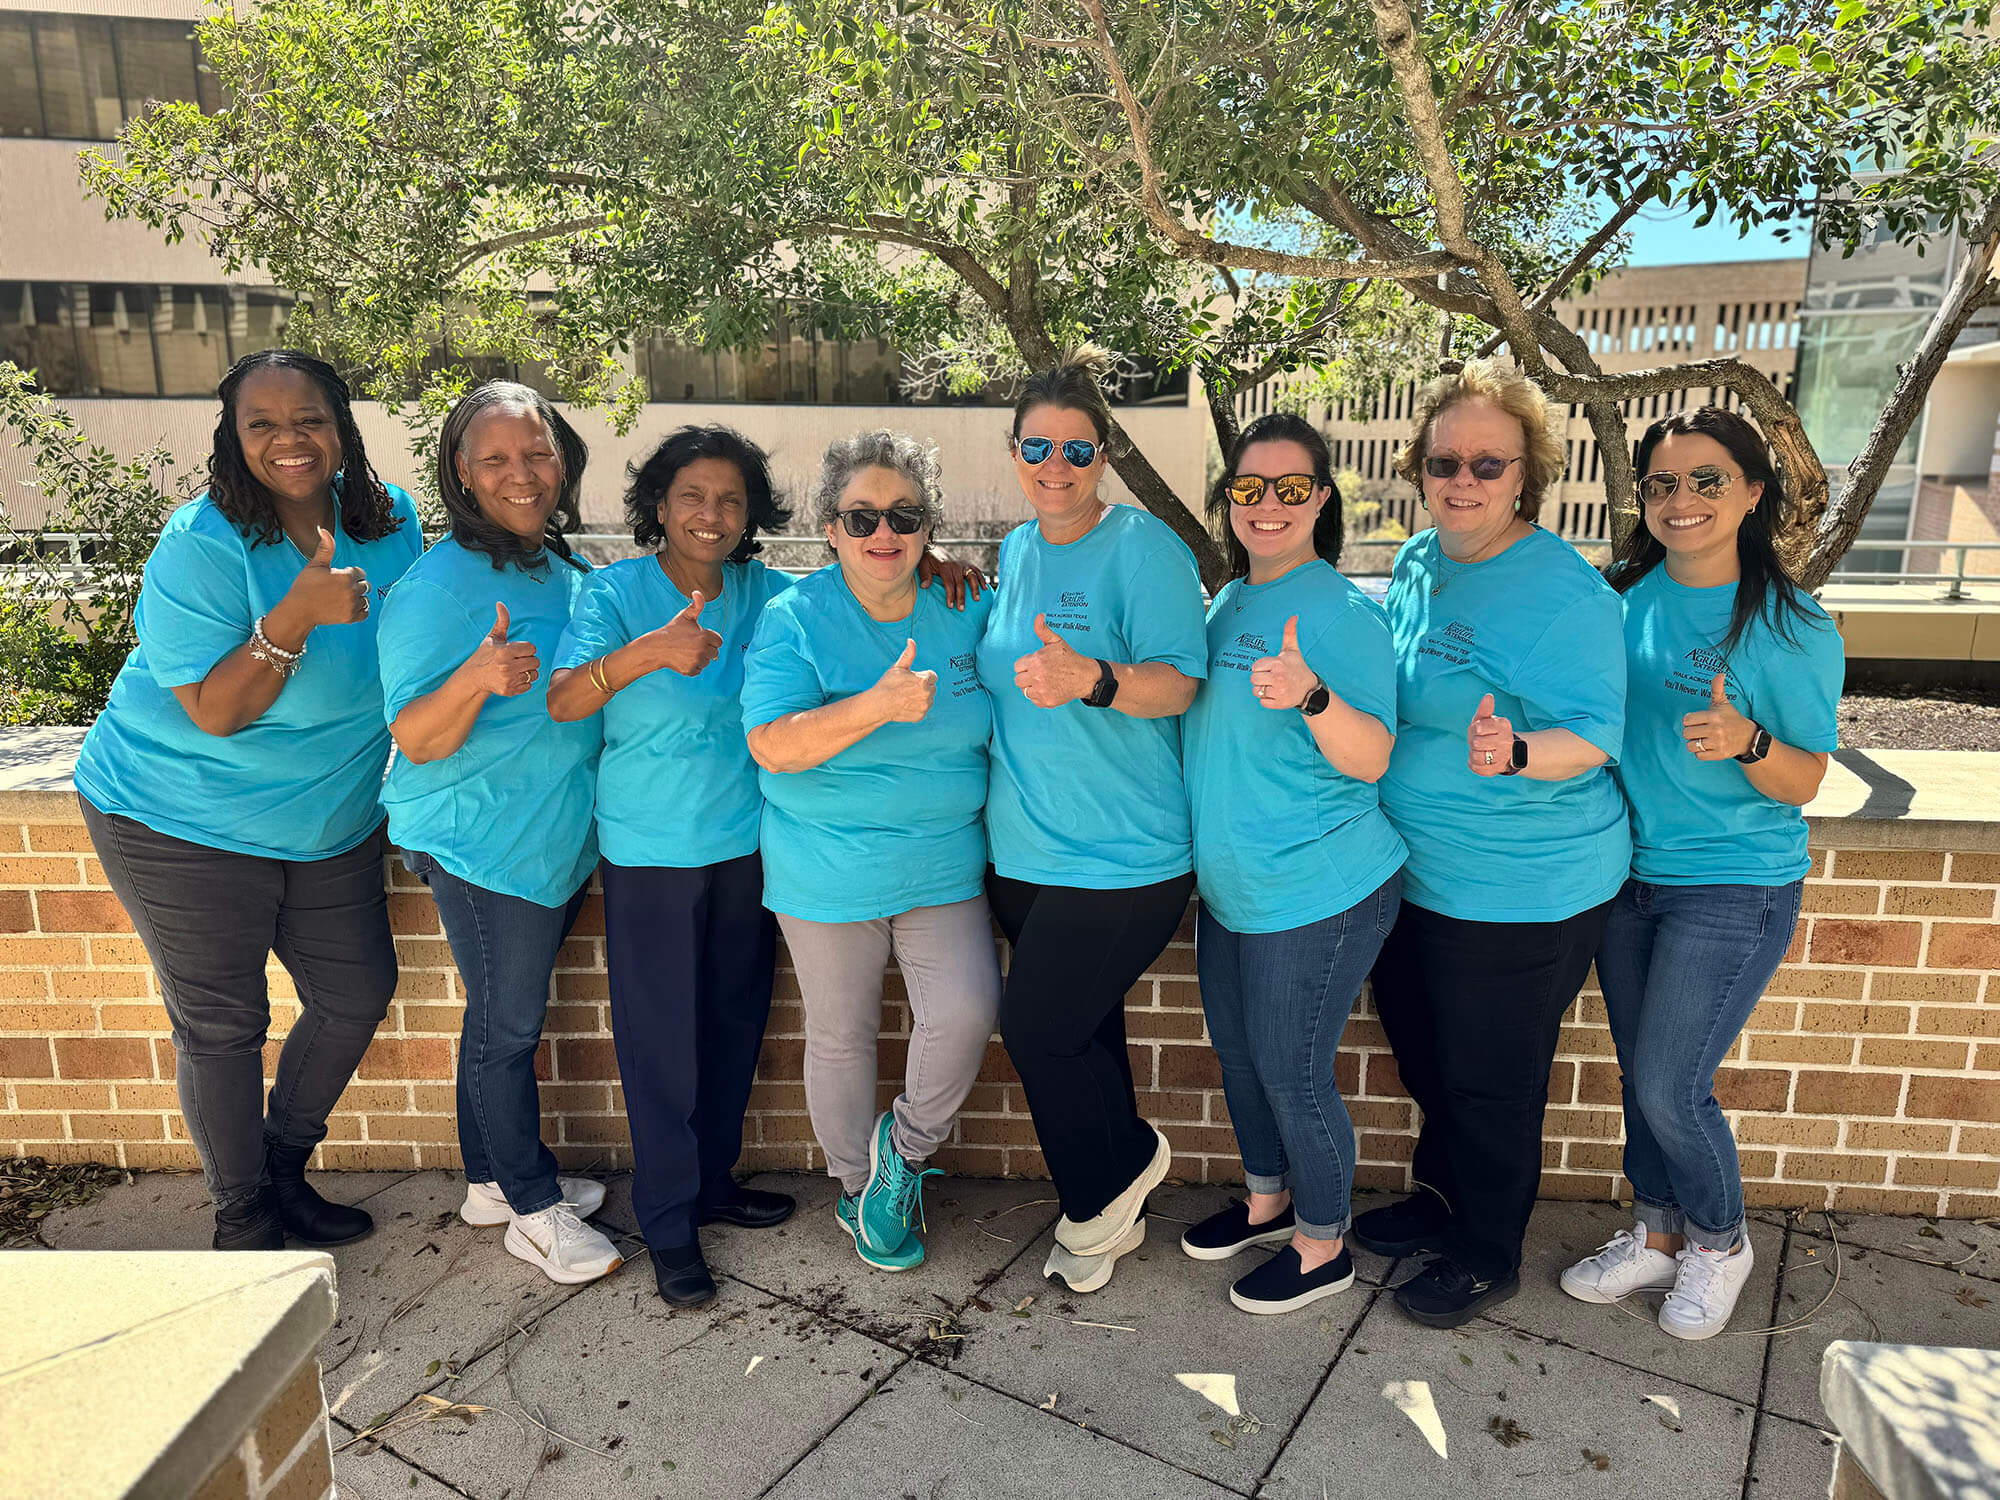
top-left (1484, 750), bottom-right (1494, 766)
top-left (1695, 738), bottom-right (1706, 752)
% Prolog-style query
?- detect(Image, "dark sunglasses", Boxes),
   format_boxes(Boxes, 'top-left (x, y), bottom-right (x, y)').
top-left (1424, 454), bottom-right (1524, 482)
top-left (1017, 436), bottom-right (1099, 467)
top-left (834, 505), bottom-right (926, 538)
top-left (1226, 474), bottom-right (1317, 507)
top-left (1640, 466), bottom-right (1739, 503)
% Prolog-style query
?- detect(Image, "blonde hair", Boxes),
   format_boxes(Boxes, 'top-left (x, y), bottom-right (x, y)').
top-left (1394, 358), bottom-right (1567, 523)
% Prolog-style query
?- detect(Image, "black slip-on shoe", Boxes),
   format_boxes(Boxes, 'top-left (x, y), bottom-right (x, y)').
top-left (1350, 1186), bottom-right (1451, 1258)
top-left (1180, 1198), bottom-right (1298, 1261)
top-left (698, 1187), bottom-right (796, 1229)
top-left (1229, 1245), bottom-right (1356, 1314)
top-left (1393, 1256), bottom-right (1518, 1329)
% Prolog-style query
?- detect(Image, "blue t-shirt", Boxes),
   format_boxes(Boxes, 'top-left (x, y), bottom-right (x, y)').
top-left (1379, 527), bottom-right (1630, 922)
top-left (741, 565), bottom-right (993, 922)
top-left (74, 488), bottom-right (424, 861)
top-left (553, 556), bottom-right (793, 869)
top-left (377, 537), bottom-right (601, 908)
top-left (1617, 567), bottom-right (1843, 885)
top-left (1183, 560), bottom-right (1407, 933)
top-left (976, 505), bottom-right (1208, 889)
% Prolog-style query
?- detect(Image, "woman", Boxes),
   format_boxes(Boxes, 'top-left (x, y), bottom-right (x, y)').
top-left (1561, 408), bottom-right (1841, 1339)
top-left (1180, 413), bottom-right (1406, 1314)
top-left (1358, 358), bottom-right (1628, 1329)
top-left (74, 348), bottom-right (420, 1250)
top-left (974, 346), bottom-right (1208, 1289)
top-left (377, 381), bottom-right (616, 1286)
top-left (742, 431), bottom-right (999, 1274)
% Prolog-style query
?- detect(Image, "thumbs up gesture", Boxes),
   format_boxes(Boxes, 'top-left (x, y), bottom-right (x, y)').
top-left (460, 602), bottom-right (541, 697)
top-left (871, 638), bottom-right (938, 723)
top-left (279, 525), bottom-right (372, 628)
top-left (1467, 692), bottom-right (1516, 777)
top-left (1248, 615), bottom-right (1320, 711)
top-left (635, 589), bottom-right (724, 678)
top-left (1681, 671), bottom-right (1753, 760)
top-left (1013, 613), bottom-right (1096, 708)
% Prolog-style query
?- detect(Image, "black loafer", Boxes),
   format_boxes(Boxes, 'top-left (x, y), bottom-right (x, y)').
top-left (653, 1244), bottom-right (717, 1308)
top-left (698, 1187), bottom-right (795, 1230)
top-left (1350, 1186), bottom-right (1451, 1258)
top-left (266, 1140), bottom-right (373, 1246)
top-left (1393, 1256), bottom-right (1519, 1329)
top-left (1229, 1245), bottom-right (1356, 1314)
top-left (1180, 1199), bottom-right (1297, 1261)
top-left (213, 1188), bottom-right (285, 1251)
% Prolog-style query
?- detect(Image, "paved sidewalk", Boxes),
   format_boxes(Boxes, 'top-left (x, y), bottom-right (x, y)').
top-left (29, 1170), bottom-right (2000, 1499)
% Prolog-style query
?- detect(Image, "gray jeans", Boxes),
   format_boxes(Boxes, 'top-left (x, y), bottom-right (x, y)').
top-left (80, 797), bottom-right (398, 1209)
top-left (778, 895), bottom-right (1002, 1194)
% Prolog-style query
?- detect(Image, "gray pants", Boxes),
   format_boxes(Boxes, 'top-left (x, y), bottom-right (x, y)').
top-left (80, 797), bottom-right (398, 1209)
top-left (778, 895), bottom-right (1002, 1194)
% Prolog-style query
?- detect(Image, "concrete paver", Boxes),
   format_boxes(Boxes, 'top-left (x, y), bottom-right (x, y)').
top-left (1744, 1411), bottom-right (1842, 1500)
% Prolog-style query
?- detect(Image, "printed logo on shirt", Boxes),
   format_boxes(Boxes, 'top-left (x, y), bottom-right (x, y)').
top-left (1667, 644), bottom-right (1734, 702)
top-left (1417, 618), bottom-right (1475, 666)
top-left (1044, 591), bottom-right (1091, 634)
top-left (1217, 632), bottom-right (1268, 675)
top-left (947, 648), bottom-right (982, 698)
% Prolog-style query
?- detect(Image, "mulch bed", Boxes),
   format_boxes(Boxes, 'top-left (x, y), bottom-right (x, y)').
top-left (0, 1156), bottom-right (128, 1248)
top-left (1839, 684), bottom-right (2000, 752)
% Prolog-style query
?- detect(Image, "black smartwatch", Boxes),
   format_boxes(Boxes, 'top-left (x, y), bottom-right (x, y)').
top-left (1082, 658), bottom-right (1119, 709)
top-left (1735, 724), bottom-right (1773, 764)
top-left (1301, 679), bottom-right (1332, 717)
top-left (1500, 735), bottom-right (1528, 775)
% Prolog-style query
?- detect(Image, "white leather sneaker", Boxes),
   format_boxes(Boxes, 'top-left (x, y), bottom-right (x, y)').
top-left (461, 1176), bottom-right (607, 1227)
top-left (1055, 1126), bottom-right (1173, 1258)
top-left (1659, 1235), bottom-right (1756, 1340)
top-left (504, 1203), bottom-right (624, 1284)
top-left (1559, 1223), bottom-right (1679, 1304)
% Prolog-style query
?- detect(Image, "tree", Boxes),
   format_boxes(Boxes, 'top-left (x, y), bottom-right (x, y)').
top-left (87, 0), bottom-right (2000, 588)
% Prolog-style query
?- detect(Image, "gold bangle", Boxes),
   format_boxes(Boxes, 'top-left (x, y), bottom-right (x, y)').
top-left (589, 658), bottom-right (612, 695)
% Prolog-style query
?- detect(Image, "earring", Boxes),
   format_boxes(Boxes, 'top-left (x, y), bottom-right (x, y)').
top-left (1513, 497), bottom-right (1521, 513)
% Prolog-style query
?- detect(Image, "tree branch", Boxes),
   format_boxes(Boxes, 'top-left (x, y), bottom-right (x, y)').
top-left (1471, 189), bottom-right (1653, 360)
top-left (449, 215), bottom-right (619, 274)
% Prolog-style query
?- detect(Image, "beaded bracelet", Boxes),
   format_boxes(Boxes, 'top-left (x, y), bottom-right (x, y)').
top-left (250, 615), bottom-right (304, 678)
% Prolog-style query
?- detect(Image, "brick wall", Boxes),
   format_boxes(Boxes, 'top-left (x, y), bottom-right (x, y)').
top-left (5, 797), bottom-right (1999, 1217)
top-left (190, 1357), bottom-right (333, 1500)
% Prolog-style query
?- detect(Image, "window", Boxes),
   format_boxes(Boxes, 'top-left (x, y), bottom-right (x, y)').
top-left (116, 20), bottom-right (205, 120)
top-left (0, 283), bottom-right (299, 397)
top-left (0, 17), bottom-right (39, 137)
top-left (2, 13), bottom-right (213, 140)
top-left (156, 286), bottom-right (230, 395)
top-left (0, 282), bottom-right (84, 392)
top-left (35, 16), bottom-right (122, 139)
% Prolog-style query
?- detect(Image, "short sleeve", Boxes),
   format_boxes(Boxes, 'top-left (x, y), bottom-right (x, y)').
top-left (1513, 587), bottom-right (1627, 762)
top-left (1305, 598), bottom-right (1398, 735)
top-left (134, 526), bottom-right (253, 687)
top-left (1121, 541), bottom-right (1208, 678)
top-left (1755, 611), bottom-right (1844, 754)
top-left (739, 605), bottom-right (827, 730)
top-left (377, 579), bottom-right (482, 722)
top-left (554, 571), bottom-right (629, 672)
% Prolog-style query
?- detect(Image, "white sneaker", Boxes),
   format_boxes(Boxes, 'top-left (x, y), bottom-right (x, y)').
top-left (1659, 1235), bottom-right (1755, 1341)
top-left (461, 1177), bottom-right (607, 1227)
top-left (503, 1203), bottom-right (624, 1284)
top-left (1055, 1126), bottom-right (1173, 1257)
top-left (1559, 1223), bottom-right (1679, 1305)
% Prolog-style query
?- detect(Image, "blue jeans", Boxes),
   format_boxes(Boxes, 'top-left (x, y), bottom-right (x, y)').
top-left (408, 852), bottom-right (588, 1218)
top-left (1196, 873), bottom-right (1401, 1239)
top-left (1596, 877), bottom-right (1804, 1251)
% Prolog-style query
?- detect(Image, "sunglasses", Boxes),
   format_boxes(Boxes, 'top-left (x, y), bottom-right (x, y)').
top-left (834, 505), bottom-right (926, 538)
top-left (1424, 454), bottom-right (1524, 482)
top-left (1640, 466), bottom-right (1739, 503)
top-left (1226, 474), bottom-right (1317, 507)
top-left (1017, 436), bottom-right (1099, 467)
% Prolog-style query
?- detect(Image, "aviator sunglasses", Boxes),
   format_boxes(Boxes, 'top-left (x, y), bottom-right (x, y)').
top-left (1016, 436), bottom-right (1099, 467)
top-left (835, 505), bottom-right (927, 538)
top-left (1424, 454), bottom-right (1524, 482)
top-left (1226, 473), bottom-right (1317, 506)
top-left (1640, 465), bottom-right (1740, 503)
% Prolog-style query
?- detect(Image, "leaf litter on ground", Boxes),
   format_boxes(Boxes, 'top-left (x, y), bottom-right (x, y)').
top-left (0, 1156), bottom-right (128, 1247)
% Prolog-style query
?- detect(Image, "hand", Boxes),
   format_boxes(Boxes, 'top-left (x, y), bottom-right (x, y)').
top-left (1682, 672), bottom-right (1754, 760)
top-left (870, 638), bottom-right (937, 723)
top-left (459, 603), bottom-right (541, 698)
top-left (1249, 615), bottom-right (1319, 711)
top-left (1013, 614), bottom-right (1097, 708)
top-left (634, 590), bottom-right (724, 677)
top-left (278, 527), bottom-right (371, 630)
top-left (917, 550), bottom-right (987, 608)
top-left (1467, 692), bottom-right (1516, 777)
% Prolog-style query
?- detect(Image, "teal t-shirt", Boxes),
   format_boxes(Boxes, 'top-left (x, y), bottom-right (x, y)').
top-left (741, 564), bottom-right (993, 922)
top-left (74, 487), bottom-right (424, 861)
top-left (1183, 560), bottom-right (1407, 933)
top-left (553, 555), bottom-right (793, 869)
top-left (377, 537), bottom-right (601, 907)
top-left (976, 505), bottom-right (1208, 889)
top-left (1617, 566), bottom-right (1843, 885)
top-left (1379, 527), bottom-right (1630, 922)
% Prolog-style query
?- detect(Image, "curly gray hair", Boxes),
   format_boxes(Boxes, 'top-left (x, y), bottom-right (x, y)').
top-left (809, 429), bottom-right (947, 534)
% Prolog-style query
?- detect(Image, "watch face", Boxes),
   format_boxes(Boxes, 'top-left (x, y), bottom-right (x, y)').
top-left (1509, 736), bottom-right (1528, 769)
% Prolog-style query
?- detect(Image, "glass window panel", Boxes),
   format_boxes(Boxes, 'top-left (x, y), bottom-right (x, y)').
top-left (1793, 310), bottom-right (1930, 470)
top-left (82, 283), bottom-right (159, 395)
top-left (115, 20), bottom-right (200, 118)
top-left (738, 339), bottom-right (780, 402)
top-left (0, 282), bottom-right (84, 392)
top-left (0, 18), bottom-right (41, 137)
top-left (229, 289), bottom-right (295, 356)
top-left (1802, 218), bottom-right (1951, 312)
top-left (842, 338), bottom-right (900, 405)
top-left (35, 17), bottom-right (121, 139)
top-left (194, 39), bottom-right (225, 114)
top-left (156, 286), bottom-right (229, 395)
top-left (644, 336), bottom-right (717, 401)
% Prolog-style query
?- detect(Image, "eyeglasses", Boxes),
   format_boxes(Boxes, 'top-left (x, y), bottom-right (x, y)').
top-left (1424, 454), bottom-right (1524, 482)
top-left (1226, 474), bottom-right (1317, 507)
top-left (1640, 466), bottom-right (1740, 503)
top-left (835, 505), bottom-right (927, 537)
top-left (1017, 436), bottom-right (1099, 467)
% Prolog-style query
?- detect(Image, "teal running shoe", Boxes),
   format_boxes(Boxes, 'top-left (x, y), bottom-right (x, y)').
top-left (858, 1111), bottom-right (942, 1256)
top-left (835, 1192), bottom-right (923, 1272)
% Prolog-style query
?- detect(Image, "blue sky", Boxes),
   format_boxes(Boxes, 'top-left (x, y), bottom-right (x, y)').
top-left (1623, 203), bottom-right (1809, 267)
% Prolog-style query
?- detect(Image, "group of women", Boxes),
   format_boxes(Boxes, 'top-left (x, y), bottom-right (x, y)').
top-left (73, 339), bottom-right (1842, 1340)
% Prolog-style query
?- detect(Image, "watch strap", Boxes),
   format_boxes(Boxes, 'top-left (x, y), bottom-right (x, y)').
top-left (1500, 734), bottom-right (1527, 775)
top-left (1735, 724), bottom-right (1773, 764)
top-left (1301, 679), bottom-right (1331, 717)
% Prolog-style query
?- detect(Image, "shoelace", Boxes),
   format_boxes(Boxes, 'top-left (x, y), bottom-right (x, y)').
top-left (1666, 1247), bottom-right (1730, 1309)
top-left (1425, 1257), bottom-right (1482, 1294)
top-left (1590, 1228), bottom-right (1648, 1267)
top-left (883, 1154), bottom-right (943, 1234)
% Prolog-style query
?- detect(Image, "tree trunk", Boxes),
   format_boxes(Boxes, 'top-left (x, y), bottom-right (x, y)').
top-left (1105, 413), bottom-right (1228, 591)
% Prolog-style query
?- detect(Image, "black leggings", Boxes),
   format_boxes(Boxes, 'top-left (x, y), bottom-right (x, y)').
top-left (987, 868), bottom-right (1194, 1222)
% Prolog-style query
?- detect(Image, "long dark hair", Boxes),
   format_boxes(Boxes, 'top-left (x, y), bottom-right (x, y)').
top-left (208, 349), bottom-right (403, 547)
top-left (436, 381), bottom-right (589, 573)
top-left (625, 425), bottom-right (790, 563)
top-left (1207, 412), bottom-right (1343, 581)
top-left (1607, 406), bottom-right (1816, 654)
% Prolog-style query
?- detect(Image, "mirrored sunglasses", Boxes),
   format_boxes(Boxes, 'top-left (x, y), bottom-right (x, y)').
top-left (1424, 454), bottom-right (1523, 482)
top-left (1017, 436), bottom-right (1099, 467)
top-left (835, 505), bottom-right (927, 537)
top-left (1640, 466), bottom-right (1739, 503)
top-left (1226, 474), bottom-right (1317, 507)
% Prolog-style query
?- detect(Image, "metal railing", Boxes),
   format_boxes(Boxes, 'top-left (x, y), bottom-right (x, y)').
top-left (1821, 540), bottom-right (2000, 600)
